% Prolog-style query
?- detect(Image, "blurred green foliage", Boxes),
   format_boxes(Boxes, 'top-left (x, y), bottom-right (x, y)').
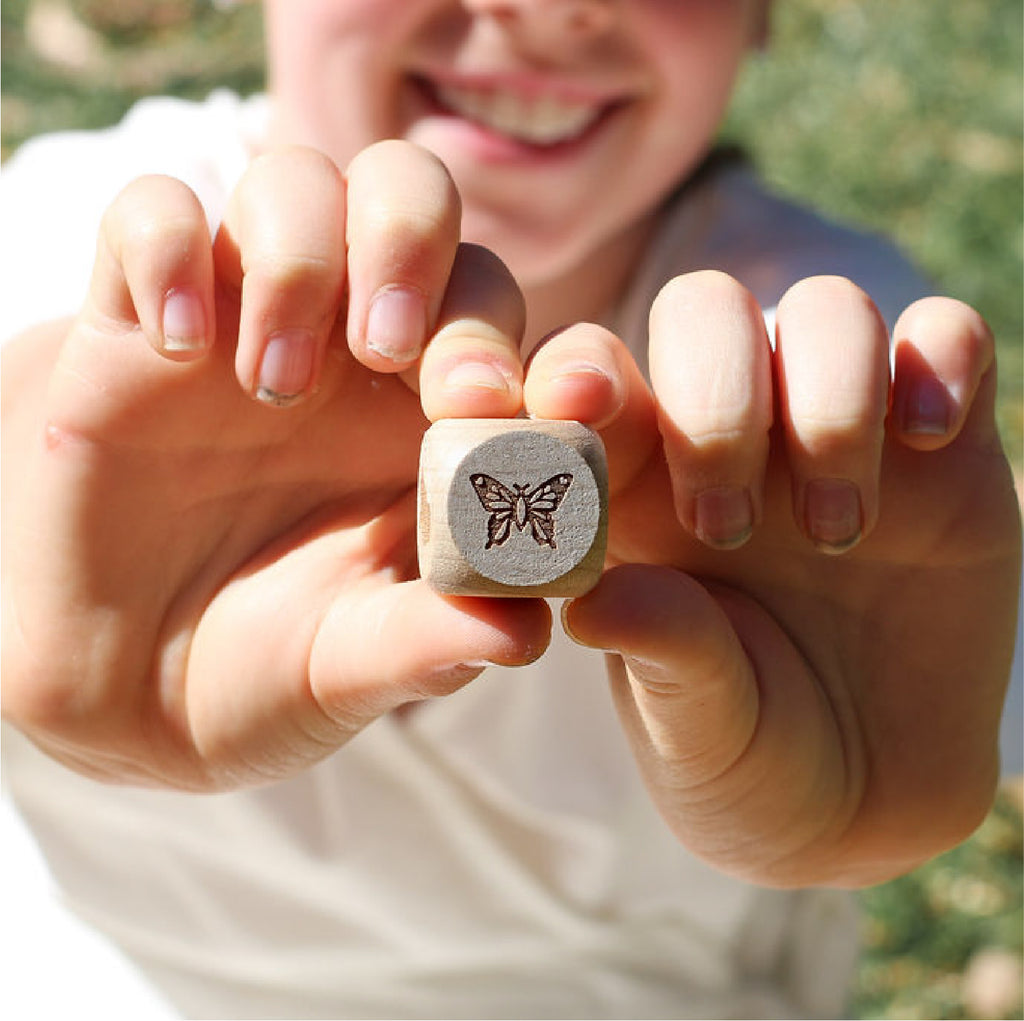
top-left (724, 0), bottom-right (1023, 467)
top-left (1, 0), bottom-right (264, 149)
top-left (849, 786), bottom-right (1023, 1019)
top-left (2, 2), bottom-right (1022, 1018)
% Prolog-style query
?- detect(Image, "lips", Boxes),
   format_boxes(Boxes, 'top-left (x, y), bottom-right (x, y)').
top-left (411, 73), bottom-right (623, 149)
top-left (431, 81), bottom-right (602, 145)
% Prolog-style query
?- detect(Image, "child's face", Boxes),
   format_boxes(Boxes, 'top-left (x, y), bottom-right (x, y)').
top-left (263, 0), bottom-right (763, 287)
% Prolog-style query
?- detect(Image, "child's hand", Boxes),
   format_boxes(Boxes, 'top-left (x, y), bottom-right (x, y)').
top-left (530, 272), bottom-right (1022, 887)
top-left (2, 142), bottom-right (551, 789)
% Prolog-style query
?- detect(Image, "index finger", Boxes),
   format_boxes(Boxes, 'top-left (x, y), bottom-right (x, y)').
top-left (344, 140), bottom-right (462, 371)
top-left (522, 322), bottom-right (661, 496)
top-left (417, 243), bottom-right (526, 421)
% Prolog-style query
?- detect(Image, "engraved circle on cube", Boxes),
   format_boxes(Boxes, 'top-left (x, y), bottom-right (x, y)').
top-left (454, 430), bottom-right (600, 586)
top-left (417, 419), bottom-right (608, 597)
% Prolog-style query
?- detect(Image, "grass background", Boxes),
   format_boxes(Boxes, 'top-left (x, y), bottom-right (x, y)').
top-left (2, 1), bottom-right (1021, 1017)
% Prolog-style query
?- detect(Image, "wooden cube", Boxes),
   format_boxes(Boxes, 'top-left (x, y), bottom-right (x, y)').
top-left (418, 419), bottom-right (608, 597)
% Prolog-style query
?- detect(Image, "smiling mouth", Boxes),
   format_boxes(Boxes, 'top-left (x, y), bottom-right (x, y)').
top-left (415, 76), bottom-right (615, 147)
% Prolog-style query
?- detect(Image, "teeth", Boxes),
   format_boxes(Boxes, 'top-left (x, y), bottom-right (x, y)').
top-left (434, 83), bottom-right (600, 145)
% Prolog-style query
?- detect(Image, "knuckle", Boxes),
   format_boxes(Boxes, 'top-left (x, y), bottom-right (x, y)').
top-left (362, 203), bottom-right (458, 260)
top-left (897, 296), bottom-right (995, 364)
top-left (787, 385), bottom-right (884, 431)
top-left (231, 147), bottom-right (345, 244)
top-left (788, 423), bottom-right (875, 464)
top-left (785, 394), bottom-right (884, 454)
top-left (122, 215), bottom-right (207, 270)
top-left (652, 269), bottom-right (753, 325)
top-left (778, 273), bottom-right (871, 313)
top-left (113, 172), bottom-right (200, 210)
top-left (349, 138), bottom-right (455, 191)
top-left (245, 250), bottom-right (336, 293)
top-left (662, 268), bottom-right (744, 297)
top-left (671, 408), bottom-right (769, 451)
top-left (247, 144), bottom-right (341, 187)
top-left (104, 176), bottom-right (206, 257)
top-left (777, 277), bottom-right (887, 350)
top-left (357, 188), bottom-right (461, 256)
top-left (347, 143), bottom-right (461, 253)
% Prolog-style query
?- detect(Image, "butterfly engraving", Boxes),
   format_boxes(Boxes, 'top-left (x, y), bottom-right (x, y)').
top-left (469, 472), bottom-right (574, 550)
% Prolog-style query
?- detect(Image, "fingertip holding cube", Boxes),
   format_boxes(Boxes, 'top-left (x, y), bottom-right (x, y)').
top-left (418, 419), bottom-right (608, 597)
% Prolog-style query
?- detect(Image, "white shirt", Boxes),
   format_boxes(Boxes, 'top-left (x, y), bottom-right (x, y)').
top-left (0, 91), bottom-right (982, 1021)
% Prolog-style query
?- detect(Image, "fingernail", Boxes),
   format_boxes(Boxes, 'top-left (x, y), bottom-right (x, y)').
top-left (162, 288), bottom-right (206, 353)
top-left (549, 361), bottom-right (615, 387)
top-left (560, 600), bottom-right (583, 645)
top-left (804, 478), bottom-right (863, 554)
top-left (561, 603), bottom-right (617, 654)
top-left (443, 360), bottom-right (513, 395)
top-left (365, 286), bottom-right (427, 363)
top-left (694, 486), bottom-right (754, 550)
top-left (901, 377), bottom-right (952, 435)
top-left (257, 328), bottom-right (316, 406)
top-left (548, 361), bottom-right (624, 420)
top-left (424, 662), bottom-right (490, 686)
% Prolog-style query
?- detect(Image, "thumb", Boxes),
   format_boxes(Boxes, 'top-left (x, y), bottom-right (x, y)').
top-left (562, 564), bottom-right (760, 790)
top-left (564, 565), bottom-right (856, 883)
top-left (309, 580), bottom-right (552, 727)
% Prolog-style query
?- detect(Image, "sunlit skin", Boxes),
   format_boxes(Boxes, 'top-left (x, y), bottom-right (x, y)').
top-left (261, 0), bottom-right (764, 342)
top-left (2, 0), bottom-right (1020, 888)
